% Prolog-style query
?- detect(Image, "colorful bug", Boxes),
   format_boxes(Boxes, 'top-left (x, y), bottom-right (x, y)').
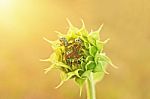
top-left (75, 38), bottom-right (82, 44)
top-left (59, 37), bottom-right (68, 47)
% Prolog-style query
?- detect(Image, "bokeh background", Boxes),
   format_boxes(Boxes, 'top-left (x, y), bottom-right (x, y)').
top-left (0, 0), bottom-right (150, 99)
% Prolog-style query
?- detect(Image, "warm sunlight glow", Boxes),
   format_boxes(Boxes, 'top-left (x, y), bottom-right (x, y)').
top-left (0, 0), bottom-right (12, 9)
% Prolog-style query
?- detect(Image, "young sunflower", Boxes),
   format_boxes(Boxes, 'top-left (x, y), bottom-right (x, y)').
top-left (41, 19), bottom-right (117, 99)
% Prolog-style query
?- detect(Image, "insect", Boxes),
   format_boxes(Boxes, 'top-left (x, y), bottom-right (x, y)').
top-left (59, 37), bottom-right (68, 47)
top-left (75, 38), bottom-right (82, 44)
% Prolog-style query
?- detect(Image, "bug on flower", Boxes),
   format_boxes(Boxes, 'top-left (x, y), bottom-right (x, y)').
top-left (75, 37), bottom-right (82, 44)
top-left (59, 37), bottom-right (68, 47)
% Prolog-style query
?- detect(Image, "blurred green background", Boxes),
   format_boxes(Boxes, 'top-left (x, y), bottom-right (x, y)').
top-left (0, 0), bottom-right (150, 99)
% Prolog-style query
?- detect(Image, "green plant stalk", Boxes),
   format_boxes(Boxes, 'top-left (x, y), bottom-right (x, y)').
top-left (86, 73), bottom-right (96, 99)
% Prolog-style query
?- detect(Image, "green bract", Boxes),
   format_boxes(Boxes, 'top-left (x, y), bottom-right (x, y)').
top-left (42, 19), bottom-right (117, 94)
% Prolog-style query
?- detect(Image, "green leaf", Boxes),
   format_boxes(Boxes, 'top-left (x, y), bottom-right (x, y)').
top-left (88, 36), bottom-right (96, 46)
top-left (86, 56), bottom-right (94, 62)
top-left (55, 48), bottom-right (62, 61)
top-left (44, 64), bottom-right (55, 74)
top-left (77, 27), bottom-right (88, 37)
top-left (88, 24), bottom-right (103, 40)
top-left (96, 40), bottom-right (104, 51)
top-left (94, 53), bottom-right (110, 74)
top-left (93, 61), bottom-right (107, 73)
top-left (55, 81), bottom-right (64, 89)
top-left (84, 42), bottom-right (89, 49)
top-left (89, 31), bottom-right (100, 40)
top-left (89, 45), bottom-right (97, 57)
top-left (80, 36), bottom-right (88, 43)
top-left (96, 39), bottom-right (110, 51)
top-left (81, 70), bottom-right (92, 79)
top-left (70, 32), bottom-right (79, 39)
top-left (75, 77), bottom-right (86, 96)
top-left (82, 49), bottom-right (90, 56)
top-left (67, 69), bottom-right (82, 80)
top-left (94, 52), bottom-right (99, 64)
top-left (75, 19), bottom-right (88, 37)
top-left (98, 61), bottom-right (109, 74)
top-left (61, 71), bottom-right (67, 80)
top-left (43, 37), bottom-right (59, 49)
top-left (46, 52), bottom-right (62, 65)
top-left (66, 18), bottom-right (79, 35)
top-left (81, 61), bottom-right (86, 70)
top-left (93, 63), bottom-right (102, 73)
top-left (74, 69), bottom-right (82, 78)
top-left (93, 72), bottom-right (105, 83)
top-left (85, 61), bottom-right (96, 70)
top-left (75, 77), bottom-right (85, 86)
top-left (56, 72), bottom-right (67, 88)
top-left (59, 46), bottom-right (65, 53)
top-left (41, 53), bottom-right (57, 63)
top-left (55, 62), bottom-right (71, 70)
top-left (56, 69), bottom-right (83, 88)
top-left (103, 38), bottom-right (110, 44)
top-left (99, 53), bottom-right (118, 69)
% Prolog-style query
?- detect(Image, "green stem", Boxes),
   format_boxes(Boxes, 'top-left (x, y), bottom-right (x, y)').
top-left (86, 73), bottom-right (96, 99)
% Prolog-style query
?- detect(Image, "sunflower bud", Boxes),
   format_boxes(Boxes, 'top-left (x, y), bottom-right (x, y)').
top-left (42, 19), bottom-right (117, 93)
